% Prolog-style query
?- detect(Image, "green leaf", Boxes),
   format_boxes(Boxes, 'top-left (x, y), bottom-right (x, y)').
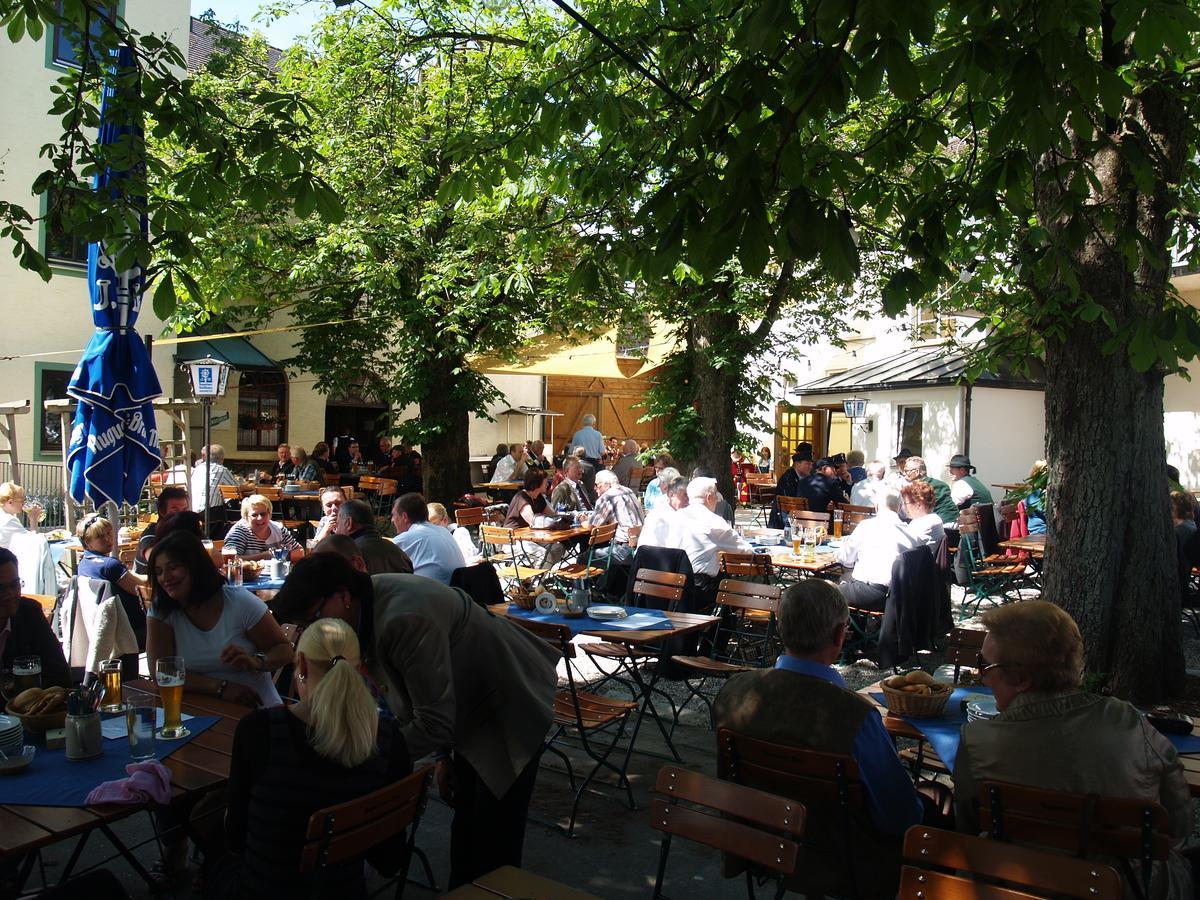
top-left (154, 271), bottom-right (177, 320)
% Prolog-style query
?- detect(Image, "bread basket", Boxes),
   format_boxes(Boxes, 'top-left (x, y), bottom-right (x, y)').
top-left (508, 585), bottom-right (537, 611)
top-left (880, 680), bottom-right (952, 718)
top-left (13, 709), bottom-right (67, 734)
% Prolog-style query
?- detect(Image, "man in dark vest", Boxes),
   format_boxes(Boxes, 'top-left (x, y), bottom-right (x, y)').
top-left (948, 453), bottom-right (994, 510)
top-left (714, 579), bottom-right (927, 895)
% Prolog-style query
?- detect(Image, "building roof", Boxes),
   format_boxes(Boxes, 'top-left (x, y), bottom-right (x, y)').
top-left (794, 346), bottom-right (1045, 395)
top-left (188, 16), bottom-right (283, 73)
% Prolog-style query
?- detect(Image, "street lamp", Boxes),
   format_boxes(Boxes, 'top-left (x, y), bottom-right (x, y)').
top-left (184, 357), bottom-right (231, 536)
top-left (842, 397), bottom-right (871, 433)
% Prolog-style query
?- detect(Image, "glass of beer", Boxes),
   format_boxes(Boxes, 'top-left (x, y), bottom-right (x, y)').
top-left (13, 656), bottom-right (41, 693)
top-left (100, 659), bottom-right (123, 712)
top-left (832, 512), bottom-right (844, 539)
top-left (792, 529), bottom-right (803, 557)
top-left (156, 657), bottom-right (189, 739)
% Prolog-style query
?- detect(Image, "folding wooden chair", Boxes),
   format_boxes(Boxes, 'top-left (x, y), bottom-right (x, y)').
top-left (555, 522), bottom-right (618, 601)
top-left (717, 551), bottom-right (773, 582)
top-left (958, 520), bottom-right (1028, 620)
top-left (672, 580), bottom-right (781, 727)
top-left (946, 626), bottom-right (986, 682)
top-left (299, 765), bottom-right (435, 899)
top-left (650, 766), bottom-right (805, 900)
top-left (581, 569), bottom-right (686, 689)
top-left (374, 477), bottom-right (398, 516)
top-left (841, 510), bottom-right (873, 534)
top-left (718, 729), bottom-right (874, 899)
top-left (978, 781), bottom-right (1173, 900)
top-left (900, 825), bottom-right (1122, 900)
top-left (745, 473), bottom-right (777, 526)
top-left (479, 524), bottom-right (549, 590)
top-left (836, 502), bottom-right (874, 515)
top-left (776, 495), bottom-right (808, 528)
top-left (507, 618), bottom-right (637, 838)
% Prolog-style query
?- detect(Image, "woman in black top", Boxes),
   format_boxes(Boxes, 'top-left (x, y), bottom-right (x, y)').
top-left (212, 618), bottom-right (411, 899)
top-left (502, 469), bottom-right (565, 568)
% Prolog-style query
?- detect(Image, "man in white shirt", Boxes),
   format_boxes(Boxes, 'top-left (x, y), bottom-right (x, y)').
top-left (850, 460), bottom-right (887, 508)
top-left (676, 477), bottom-right (752, 580)
top-left (190, 443), bottom-right (239, 514)
top-left (641, 475), bottom-right (690, 548)
top-left (392, 493), bottom-right (466, 584)
top-left (835, 489), bottom-right (920, 611)
top-left (492, 444), bottom-right (528, 483)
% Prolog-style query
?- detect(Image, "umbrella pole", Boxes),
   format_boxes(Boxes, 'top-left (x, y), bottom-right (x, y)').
top-left (203, 399), bottom-right (212, 538)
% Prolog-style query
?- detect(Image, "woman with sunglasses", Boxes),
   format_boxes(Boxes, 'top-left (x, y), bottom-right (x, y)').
top-left (953, 601), bottom-right (1192, 897)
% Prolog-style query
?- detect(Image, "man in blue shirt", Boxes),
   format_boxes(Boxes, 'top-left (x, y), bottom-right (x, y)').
top-left (392, 493), bottom-right (466, 584)
top-left (570, 414), bottom-right (605, 465)
top-left (714, 578), bottom-right (928, 893)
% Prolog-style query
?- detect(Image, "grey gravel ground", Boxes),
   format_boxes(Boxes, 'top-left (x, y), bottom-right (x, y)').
top-left (16, 514), bottom-right (1200, 899)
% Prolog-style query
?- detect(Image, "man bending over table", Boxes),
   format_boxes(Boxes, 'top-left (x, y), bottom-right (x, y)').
top-left (273, 553), bottom-right (558, 889)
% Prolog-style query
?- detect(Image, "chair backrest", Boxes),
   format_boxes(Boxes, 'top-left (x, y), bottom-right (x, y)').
top-left (842, 510), bottom-right (873, 534)
top-left (745, 472), bottom-right (775, 487)
top-left (299, 765), bottom-right (433, 871)
top-left (978, 780), bottom-right (1171, 897)
top-left (627, 524), bottom-right (642, 548)
top-left (650, 766), bottom-right (804, 878)
top-left (218, 484), bottom-right (242, 501)
top-left (480, 525), bottom-right (517, 553)
top-left (357, 476), bottom-right (381, 493)
top-left (631, 568), bottom-right (686, 607)
top-left (837, 503), bottom-right (874, 515)
top-left (709, 580), bottom-right (782, 666)
top-left (777, 496), bottom-right (809, 514)
top-left (323, 473), bottom-right (341, 486)
top-left (376, 478), bottom-right (398, 498)
top-left (455, 506), bottom-right (486, 528)
top-left (946, 627), bottom-right (986, 680)
top-left (718, 728), bottom-right (867, 826)
top-left (900, 826), bottom-right (1123, 900)
top-left (257, 486), bottom-right (282, 502)
top-left (718, 551), bottom-right (773, 580)
top-left (790, 510), bottom-right (832, 528)
top-left (506, 616), bottom-right (576, 659)
top-left (589, 522), bottom-right (618, 547)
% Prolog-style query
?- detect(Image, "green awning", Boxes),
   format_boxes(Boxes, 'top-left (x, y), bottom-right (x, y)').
top-left (172, 328), bottom-right (278, 369)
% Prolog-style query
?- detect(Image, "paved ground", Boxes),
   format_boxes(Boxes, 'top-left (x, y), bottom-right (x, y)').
top-left (16, 520), bottom-right (1200, 899)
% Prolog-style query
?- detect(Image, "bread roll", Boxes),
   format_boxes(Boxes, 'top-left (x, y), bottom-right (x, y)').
top-left (904, 670), bottom-right (935, 686)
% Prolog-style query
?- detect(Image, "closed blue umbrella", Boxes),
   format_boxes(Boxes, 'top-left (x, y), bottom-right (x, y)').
top-left (66, 46), bottom-right (161, 508)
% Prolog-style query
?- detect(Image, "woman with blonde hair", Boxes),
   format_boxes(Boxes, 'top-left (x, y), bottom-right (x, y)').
top-left (427, 501), bottom-right (480, 564)
top-left (0, 482), bottom-right (42, 549)
top-left (218, 618), bottom-right (411, 898)
top-left (76, 513), bottom-right (148, 677)
top-left (222, 494), bottom-right (301, 561)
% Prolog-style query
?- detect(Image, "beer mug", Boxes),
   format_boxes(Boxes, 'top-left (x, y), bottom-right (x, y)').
top-left (155, 656), bottom-right (190, 739)
top-left (13, 656), bottom-right (41, 693)
top-left (99, 659), bottom-right (123, 713)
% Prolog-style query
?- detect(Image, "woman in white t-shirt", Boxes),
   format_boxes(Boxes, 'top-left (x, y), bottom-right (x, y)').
top-left (147, 531), bottom-right (293, 707)
top-left (0, 481), bottom-right (42, 549)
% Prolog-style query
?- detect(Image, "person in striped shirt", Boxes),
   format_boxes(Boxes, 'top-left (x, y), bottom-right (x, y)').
top-left (224, 494), bottom-right (302, 561)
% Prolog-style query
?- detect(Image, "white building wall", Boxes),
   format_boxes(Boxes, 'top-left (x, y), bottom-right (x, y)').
top-left (966, 387), bottom-right (1046, 489)
top-left (0, 1), bottom-right (192, 465)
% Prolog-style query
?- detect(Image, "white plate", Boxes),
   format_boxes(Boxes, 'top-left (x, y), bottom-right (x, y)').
top-left (587, 605), bottom-right (628, 620)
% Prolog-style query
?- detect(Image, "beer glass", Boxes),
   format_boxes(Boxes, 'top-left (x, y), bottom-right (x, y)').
top-left (13, 656), bottom-right (41, 693)
top-left (124, 687), bottom-right (157, 760)
top-left (792, 529), bottom-right (803, 556)
top-left (156, 657), bottom-right (189, 739)
top-left (99, 659), bottom-right (123, 712)
top-left (832, 512), bottom-right (844, 539)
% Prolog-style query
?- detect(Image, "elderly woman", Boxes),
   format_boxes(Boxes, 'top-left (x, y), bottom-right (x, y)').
top-left (76, 513), bottom-right (149, 678)
top-left (289, 447), bottom-right (321, 483)
top-left (147, 531), bottom-right (293, 708)
top-left (223, 494), bottom-right (302, 562)
top-left (193, 618), bottom-right (411, 899)
top-left (0, 482), bottom-right (42, 549)
top-left (901, 480), bottom-right (943, 551)
top-left (953, 601), bottom-right (1193, 898)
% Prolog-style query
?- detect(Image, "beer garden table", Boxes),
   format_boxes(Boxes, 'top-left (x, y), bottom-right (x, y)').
top-left (856, 678), bottom-right (1200, 796)
top-left (0, 680), bottom-right (250, 888)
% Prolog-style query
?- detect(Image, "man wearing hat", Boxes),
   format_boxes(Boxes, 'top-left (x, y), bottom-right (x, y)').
top-left (886, 448), bottom-right (913, 490)
top-left (769, 452), bottom-right (814, 528)
top-left (948, 454), bottom-right (994, 510)
top-left (801, 457), bottom-right (850, 512)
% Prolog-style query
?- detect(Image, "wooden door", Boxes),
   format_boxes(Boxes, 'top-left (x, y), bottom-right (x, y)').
top-left (546, 375), bottom-right (665, 452)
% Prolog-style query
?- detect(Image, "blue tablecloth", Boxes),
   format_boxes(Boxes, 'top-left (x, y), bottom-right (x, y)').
top-left (871, 687), bottom-right (1200, 773)
top-left (506, 605), bottom-right (673, 634)
top-left (245, 575), bottom-right (286, 592)
top-left (0, 715), bottom-right (220, 807)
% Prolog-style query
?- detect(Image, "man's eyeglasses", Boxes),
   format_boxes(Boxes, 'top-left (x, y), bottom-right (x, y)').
top-left (975, 652), bottom-right (1003, 676)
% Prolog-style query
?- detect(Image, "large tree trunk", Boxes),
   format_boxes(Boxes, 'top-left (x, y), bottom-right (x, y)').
top-left (1036, 55), bottom-right (1187, 703)
top-left (692, 310), bottom-right (741, 506)
top-left (418, 363), bottom-right (473, 503)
